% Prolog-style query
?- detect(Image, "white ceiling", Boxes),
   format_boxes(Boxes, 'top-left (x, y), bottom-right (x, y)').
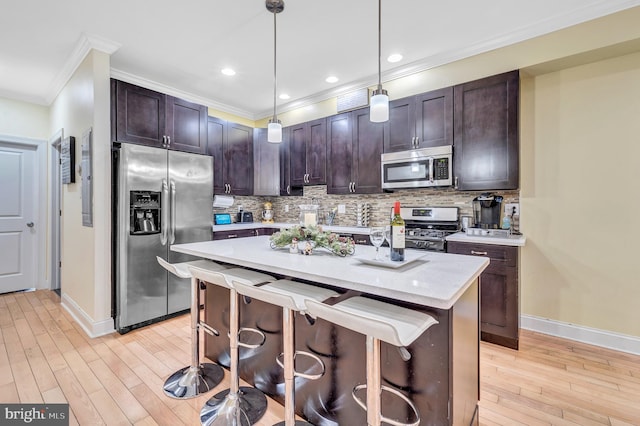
top-left (1, 0), bottom-right (639, 120)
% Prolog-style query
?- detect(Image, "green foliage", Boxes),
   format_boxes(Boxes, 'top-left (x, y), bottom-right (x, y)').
top-left (269, 225), bottom-right (355, 257)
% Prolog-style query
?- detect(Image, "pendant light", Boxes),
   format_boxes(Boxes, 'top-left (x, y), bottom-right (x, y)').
top-left (370, 0), bottom-right (389, 123)
top-left (267, 0), bottom-right (284, 143)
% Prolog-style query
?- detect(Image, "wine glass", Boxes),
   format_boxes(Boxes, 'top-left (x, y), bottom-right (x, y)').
top-left (384, 226), bottom-right (391, 257)
top-left (369, 227), bottom-right (385, 260)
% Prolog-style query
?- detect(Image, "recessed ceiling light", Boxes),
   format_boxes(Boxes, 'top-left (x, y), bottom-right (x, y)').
top-left (387, 54), bottom-right (403, 63)
top-left (325, 76), bottom-right (339, 83)
top-left (279, 94), bottom-right (290, 100)
top-left (221, 68), bottom-right (236, 76)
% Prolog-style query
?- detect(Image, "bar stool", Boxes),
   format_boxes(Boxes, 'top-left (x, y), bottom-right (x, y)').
top-left (156, 257), bottom-right (227, 399)
top-left (232, 279), bottom-right (340, 426)
top-left (305, 296), bottom-right (439, 426)
top-left (188, 265), bottom-right (276, 426)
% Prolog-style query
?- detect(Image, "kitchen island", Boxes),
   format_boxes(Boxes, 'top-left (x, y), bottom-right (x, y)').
top-left (172, 236), bottom-right (489, 425)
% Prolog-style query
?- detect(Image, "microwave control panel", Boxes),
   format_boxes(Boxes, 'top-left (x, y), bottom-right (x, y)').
top-left (433, 158), bottom-right (450, 179)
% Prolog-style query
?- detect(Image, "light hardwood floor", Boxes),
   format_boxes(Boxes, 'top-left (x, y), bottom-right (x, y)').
top-left (1, 290), bottom-right (639, 425)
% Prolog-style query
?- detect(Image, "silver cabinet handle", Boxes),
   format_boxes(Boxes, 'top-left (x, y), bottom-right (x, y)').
top-left (160, 179), bottom-right (168, 245)
top-left (415, 136), bottom-right (419, 148)
top-left (411, 136), bottom-right (415, 148)
top-left (166, 136), bottom-right (171, 147)
top-left (169, 180), bottom-right (176, 244)
top-left (286, 185), bottom-right (290, 195)
top-left (471, 250), bottom-right (488, 256)
top-left (227, 234), bottom-right (237, 239)
top-left (26, 222), bottom-right (34, 228)
top-left (454, 176), bottom-right (459, 189)
top-left (227, 183), bottom-right (231, 194)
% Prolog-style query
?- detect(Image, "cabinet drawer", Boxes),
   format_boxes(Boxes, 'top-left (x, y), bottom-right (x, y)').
top-left (212, 229), bottom-right (256, 240)
top-left (447, 241), bottom-right (517, 267)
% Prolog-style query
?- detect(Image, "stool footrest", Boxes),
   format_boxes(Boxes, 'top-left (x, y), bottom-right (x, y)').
top-left (352, 383), bottom-right (420, 426)
top-left (276, 350), bottom-right (325, 381)
top-left (227, 327), bottom-right (266, 349)
top-left (199, 322), bottom-right (219, 337)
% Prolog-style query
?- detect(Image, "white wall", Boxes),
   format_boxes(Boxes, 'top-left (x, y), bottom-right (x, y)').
top-left (0, 97), bottom-right (49, 140)
top-left (49, 49), bottom-right (112, 336)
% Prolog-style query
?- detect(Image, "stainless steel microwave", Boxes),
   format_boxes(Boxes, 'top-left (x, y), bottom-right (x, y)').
top-left (381, 146), bottom-right (452, 189)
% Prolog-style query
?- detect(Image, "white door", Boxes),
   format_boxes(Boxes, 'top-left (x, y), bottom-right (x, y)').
top-left (0, 142), bottom-right (37, 294)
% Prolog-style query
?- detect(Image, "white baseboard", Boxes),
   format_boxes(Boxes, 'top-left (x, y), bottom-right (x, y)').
top-left (521, 314), bottom-right (640, 356)
top-left (61, 293), bottom-right (115, 338)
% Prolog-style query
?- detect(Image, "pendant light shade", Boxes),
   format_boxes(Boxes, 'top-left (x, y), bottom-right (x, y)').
top-left (267, 0), bottom-right (284, 143)
top-left (268, 119), bottom-right (282, 143)
top-left (370, 0), bottom-right (389, 123)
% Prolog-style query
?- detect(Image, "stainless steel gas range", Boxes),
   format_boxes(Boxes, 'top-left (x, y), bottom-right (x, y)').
top-left (396, 206), bottom-right (459, 252)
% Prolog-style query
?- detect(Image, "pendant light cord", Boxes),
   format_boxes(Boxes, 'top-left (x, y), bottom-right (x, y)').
top-left (272, 9), bottom-right (278, 122)
top-left (377, 0), bottom-right (382, 90)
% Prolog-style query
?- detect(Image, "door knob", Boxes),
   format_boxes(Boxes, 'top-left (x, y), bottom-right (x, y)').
top-left (27, 222), bottom-right (34, 228)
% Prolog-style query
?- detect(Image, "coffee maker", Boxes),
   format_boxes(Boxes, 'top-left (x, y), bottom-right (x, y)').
top-left (472, 193), bottom-right (503, 229)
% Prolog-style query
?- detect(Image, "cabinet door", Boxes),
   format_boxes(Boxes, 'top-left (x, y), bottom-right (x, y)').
top-left (166, 96), bottom-right (207, 154)
top-left (289, 124), bottom-right (307, 187)
top-left (306, 118), bottom-right (327, 185)
top-left (225, 122), bottom-right (254, 195)
top-left (212, 229), bottom-right (257, 240)
top-left (352, 108), bottom-right (383, 194)
top-left (479, 264), bottom-right (518, 347)
top-left (454, 70), bottom-right (519, 190)
top-left (415, 87), bottom-right (453, 149)
top-left (384, 96), bottom-right (416, 152)
top-left (278, 128), bottom-right (302, 196)
top-left (114, 80), bottom-right (166, 147)
top-left (253, 128), bottom-right (279, 196)
top-left (326, 113), bottom-right (353, 194)
top-left (207, 116), bottom-right (226, 194)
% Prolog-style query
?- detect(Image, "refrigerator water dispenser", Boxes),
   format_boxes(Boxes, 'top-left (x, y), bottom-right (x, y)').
top-left (130, 191), bottom-right (161, 235)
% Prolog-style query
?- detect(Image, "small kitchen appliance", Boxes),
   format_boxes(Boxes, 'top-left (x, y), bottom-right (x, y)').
top-left (392, 206), bottom-right (459, 251)
top-left (472, 193), bottom-right (503, 229)
top-left (236, 210), bottom-right (254, 223)
top-left (380, 146), bottom-right (452, 189)
top-left (262, 201), bottom-right (274, 223)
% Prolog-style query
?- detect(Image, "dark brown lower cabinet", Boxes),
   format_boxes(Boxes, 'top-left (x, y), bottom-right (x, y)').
top-left (447, 241), bottom-right (519, 349)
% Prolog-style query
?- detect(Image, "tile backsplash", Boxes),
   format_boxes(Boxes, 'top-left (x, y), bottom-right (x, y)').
top-left (214, 186), bottom-right (519, 228)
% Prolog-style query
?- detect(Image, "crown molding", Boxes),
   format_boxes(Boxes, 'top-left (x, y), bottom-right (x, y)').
top-left (109, 68), bottom-right (256, 120)
top-left (45, 33), bottom-right (121, 105)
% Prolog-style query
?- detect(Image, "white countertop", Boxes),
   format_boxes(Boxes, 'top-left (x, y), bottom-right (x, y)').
top-left (171, 235), bottom-right (488, 310)
top-left (212, 222), bottom-right (371, 235)
top-left (446, 231), bottom-right (526, 246)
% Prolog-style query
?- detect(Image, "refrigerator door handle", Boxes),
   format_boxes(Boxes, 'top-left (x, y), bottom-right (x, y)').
top-left (161, 179), bottom-right (169, 245)
top-left (169, 180), bottom-right (176, 244)
top-left (170, 180), bottom-right (177, 244)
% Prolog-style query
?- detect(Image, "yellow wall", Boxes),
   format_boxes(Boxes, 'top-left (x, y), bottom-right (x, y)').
top-left (520, 52), bottom-right (640, 336)
top-left (0, 97), bottom-right (49, 139)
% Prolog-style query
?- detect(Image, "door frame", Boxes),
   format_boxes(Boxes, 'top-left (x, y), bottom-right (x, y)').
top-left (0, 134), bottom-right (48, 290)
top-left (50, 129), bottom-right (63, 291)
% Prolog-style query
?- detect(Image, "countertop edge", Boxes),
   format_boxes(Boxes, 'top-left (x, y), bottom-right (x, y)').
top-left (446, 232), bottom-right (526, 247)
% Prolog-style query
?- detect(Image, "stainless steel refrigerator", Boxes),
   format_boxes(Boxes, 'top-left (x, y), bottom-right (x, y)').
top-left (113, 143), bottom-right (213, 333)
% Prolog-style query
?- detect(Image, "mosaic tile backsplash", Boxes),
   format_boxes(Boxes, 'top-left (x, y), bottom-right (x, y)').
top-left (214, 186), bottom-right (519, 228)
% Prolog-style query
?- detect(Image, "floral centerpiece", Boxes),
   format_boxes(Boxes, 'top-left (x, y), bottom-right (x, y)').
top-left (269, 225), bottom-right (356, 257)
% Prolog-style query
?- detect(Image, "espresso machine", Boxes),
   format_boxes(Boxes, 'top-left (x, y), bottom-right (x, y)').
top-left (472, 193), bottom-right (503, 229)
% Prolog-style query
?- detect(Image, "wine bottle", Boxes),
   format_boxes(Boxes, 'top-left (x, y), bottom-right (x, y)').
top-left (390, 201), bottom-right (405, 261)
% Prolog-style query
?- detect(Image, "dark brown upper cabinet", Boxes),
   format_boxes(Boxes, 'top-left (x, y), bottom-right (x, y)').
top-left (384, 87), bottom-right (453, 152)
top-left (289, 118), bottom-right (327, 186)
top-left (207, 116), bottom-right (253, 196)
top-left (278, 128), bottom-right (302, 196)
top-left (453, 70), bottom-right (519, 190)
top-left (327, 108), bottom-right (384, 195)
top-left (112, 79), bottom-right (207, 154)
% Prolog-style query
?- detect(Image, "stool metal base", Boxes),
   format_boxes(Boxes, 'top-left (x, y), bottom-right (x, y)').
top-left (163, 363), bottom-right (224, 399)
top-left (200, 387), bottom-right (267, 426)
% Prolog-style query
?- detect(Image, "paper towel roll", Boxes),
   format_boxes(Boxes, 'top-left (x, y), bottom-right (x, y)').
top-left (213, 195), bottom-right (234, 208)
